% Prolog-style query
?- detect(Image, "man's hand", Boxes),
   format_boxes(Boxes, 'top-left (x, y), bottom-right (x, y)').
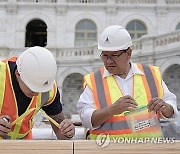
top-left (92, 95), bottom-right (138, 127)
top-left (0, 115), bottom-right (12, 138)
top-left (111, 95), bottom-right (138, 115)
top-left (59, 119), bottom-right (75, 139)
top-left (148, 97), bottom-right (174, 118)
top-left (49, 112), bottom-right (75, 139)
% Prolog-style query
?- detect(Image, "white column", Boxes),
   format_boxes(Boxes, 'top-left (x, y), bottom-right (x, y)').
top-left (5, 1), bottom-right (17, 48)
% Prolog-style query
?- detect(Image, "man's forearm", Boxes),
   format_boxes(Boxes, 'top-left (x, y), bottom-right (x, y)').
top-left (91, 107), bottom-right (114, 128)
top-left (49, 112), bottom-right (66, 139)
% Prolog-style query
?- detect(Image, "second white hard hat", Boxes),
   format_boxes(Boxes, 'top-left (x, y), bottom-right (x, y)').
top-left (16, 46), bottom-right (57, 93)
top-left (98, 25), bottom-right (132, 51)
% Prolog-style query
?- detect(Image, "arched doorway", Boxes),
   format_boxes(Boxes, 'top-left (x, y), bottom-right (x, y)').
top-left (25, 19), bottom-right (47, 47)
top-left (62, 73), bottom-right (84, 118)
top-left (163, 64), bottom-right (180, 110)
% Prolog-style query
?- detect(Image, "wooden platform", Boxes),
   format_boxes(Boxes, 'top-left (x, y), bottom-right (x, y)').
top-left (74, 140), bottom-right (180, 154)
top-left (0, 140), bottom-right (73, 154)
top-left (0, 140), bottom-right (179, 154)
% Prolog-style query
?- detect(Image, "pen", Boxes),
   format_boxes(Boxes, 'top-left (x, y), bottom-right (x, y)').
top-left (134, 96), bottom-right (139, 100)
top-left (2, 117), bottom-right (10, 123)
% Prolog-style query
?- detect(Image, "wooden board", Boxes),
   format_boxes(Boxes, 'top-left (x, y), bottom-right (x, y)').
top-left (1, 140), bottom-right (180, 154)
top-left (0, 140), bottom-right (73, 154)
top-left (74, 140), bottom-right (180, 154)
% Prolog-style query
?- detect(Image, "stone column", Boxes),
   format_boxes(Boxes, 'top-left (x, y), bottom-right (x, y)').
top-left (6, 0), bottom-right (17, 48)
top-left (155, 0), bottom-right (168, 35)
top-left (105, 7), bottom-right (117, 26)
top-left (55, 4), bottom-right (67, 48)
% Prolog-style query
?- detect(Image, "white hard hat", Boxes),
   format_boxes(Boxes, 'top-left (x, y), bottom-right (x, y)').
top-left (98, 25), bottom-right (132, 51)
top-left (16, 46), bottom-right (57, 93)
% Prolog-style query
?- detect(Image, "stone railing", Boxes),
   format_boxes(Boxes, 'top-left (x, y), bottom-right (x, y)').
top-left (115, 0), bottom-right (157, 4)
top-left (131, 30), bottom-right (180, 52)
top-left (55, 46), bottom-right (99, 61)
top-left (54, 30), bottom-right (180, 60)
top-left (16, 0), bottom-right (57, 3)
top-left (166, 0), bottom-right (180, 4)
top-left (0, 0), bottom-right (8, 2)
top-left (132, 40), bottom-right (143, 50)
top-left (66, 0), bottom-right (107, 3)
top-left (57, 47), bottom-right (94, 57)
top-left (66, 0), bottom-right (157, 4)
top-left (1, 30), bottom-right (180, 61)
top-left (155, 31), bottom-right (180, 47)
top-left (0, 0), bottom-right (180, 5)
top-left (0, 0), bottom-right (57, 3)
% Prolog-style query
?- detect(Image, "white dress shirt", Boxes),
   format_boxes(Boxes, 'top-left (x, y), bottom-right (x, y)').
top-left (77, 62), bottom-right (179, 129)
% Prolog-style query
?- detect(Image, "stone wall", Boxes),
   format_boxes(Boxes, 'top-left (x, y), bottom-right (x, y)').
top-left (163, 64), bottom-right (180, 110)
top-left (62, 73), bottom-right (84, 118)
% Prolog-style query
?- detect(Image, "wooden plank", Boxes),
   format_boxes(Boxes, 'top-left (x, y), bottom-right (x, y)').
top-left (74, 140), bottom-right (180, 154)
top-left (0, 150), bottom-right (70, 154)
top-left (0, 140), bottom-right (73, 154)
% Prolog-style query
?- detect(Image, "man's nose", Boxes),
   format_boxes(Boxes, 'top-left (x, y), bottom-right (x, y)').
top-left (106, 56), bottom-right (114, 62)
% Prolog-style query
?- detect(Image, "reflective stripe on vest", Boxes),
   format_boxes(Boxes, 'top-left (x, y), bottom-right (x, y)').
top-left (0, 61), bottom-right (6, 113)
top-left (84, 64), bottom-right (164, 139)
top-left (0, 58), bottom-right (56, 139)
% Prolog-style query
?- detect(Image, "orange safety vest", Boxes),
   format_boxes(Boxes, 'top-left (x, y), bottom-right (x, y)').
top-left (0, 57), bottom-right (57, 139)
top-left (84, 64), bottom-right (164, 140)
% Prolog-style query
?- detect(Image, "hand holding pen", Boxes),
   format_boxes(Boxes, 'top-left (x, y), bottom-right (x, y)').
top-left (0, 115), bottom-right (11, 138)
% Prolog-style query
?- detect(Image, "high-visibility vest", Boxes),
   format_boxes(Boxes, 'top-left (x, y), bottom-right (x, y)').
top-left (0, 57), bottom-right (57, 139)
top-left (84, 64), bottom-right (164, 140)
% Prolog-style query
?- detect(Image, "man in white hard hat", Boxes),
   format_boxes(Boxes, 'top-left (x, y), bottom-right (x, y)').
top-left (77, 25), bottom-right (179, 140)
top-left (0, 46), bottom-right (75, 139)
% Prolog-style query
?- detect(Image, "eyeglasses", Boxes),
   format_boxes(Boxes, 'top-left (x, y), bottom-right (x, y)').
top-left (100, 49), bottom-right (127, 61)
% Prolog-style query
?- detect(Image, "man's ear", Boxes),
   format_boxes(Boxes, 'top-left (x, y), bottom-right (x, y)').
top-left (15, 70), bottom-right (20, 80)
top-left (127, 48), bottom-right (132, 59)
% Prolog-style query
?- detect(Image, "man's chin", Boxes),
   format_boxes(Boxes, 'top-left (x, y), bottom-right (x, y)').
top-left (107, 70), bottom-right (116, 75)
top-left (25, 94), bottom-right (33, 98)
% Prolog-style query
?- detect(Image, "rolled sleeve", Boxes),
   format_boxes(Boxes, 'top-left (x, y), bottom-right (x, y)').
top-left (76, 86), bottom-right (97, 129)
top-left (162, 81), bottom-right (179, 122)
top-left (80, 107), bottom-right (96, 129)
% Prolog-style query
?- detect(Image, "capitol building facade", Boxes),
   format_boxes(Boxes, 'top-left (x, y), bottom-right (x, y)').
top-left (0, 0), bottom-right (180, 121)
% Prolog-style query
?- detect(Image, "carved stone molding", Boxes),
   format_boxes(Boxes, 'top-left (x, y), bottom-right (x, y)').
top-left (105, 6), bottom-right (117, 14)
top-left (155, 6), bottom-right (168, 16)
top-left (6, 4), bottom-right (18, 15)
top-left (55, 5), bottom-right (67, 15)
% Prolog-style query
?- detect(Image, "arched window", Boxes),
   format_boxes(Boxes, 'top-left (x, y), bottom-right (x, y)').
top-left (25, 19), bottom-right (47, 47)
top-left (75, 19), bottom-right (97, 47)
top-left (176, 22), bottom-right (180, 30)
top-left (126, 20), bottom-right (147, 39)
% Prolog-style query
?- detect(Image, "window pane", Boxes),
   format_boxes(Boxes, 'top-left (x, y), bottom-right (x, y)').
top-left (75, 19), bottom-right (97, 47)
top-left (87, 33), bottom-right (96, 38)
top-left (87, 21), bottom-right (96, 30)
top-left (76, 32), bottom-right (85, 38)
top-left (76, 22), bottom-right (85, 30)
top-left (126, 20), bottom-right (147, 39)
top-left (126, 22), bottom-right (135, 30)
top-left (87, 40), bottom-right (96, 46)
top-left (76, 40), bottom-right (85, 46)
top-left (136, 22), bottom-right (146, 30)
